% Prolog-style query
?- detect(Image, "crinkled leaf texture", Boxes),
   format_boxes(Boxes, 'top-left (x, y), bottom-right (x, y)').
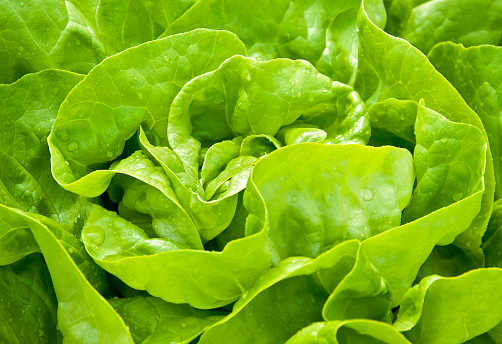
top-left (0, 0), bottom-right (199, 83)
top-left (356, 1), bottom-right (494, 266)
top-left (163, 0), bottom-right (387, 84)
top-left (428, 42), bottom-right (502, 199)
top-left (48, 28), bottom-right (247, 197)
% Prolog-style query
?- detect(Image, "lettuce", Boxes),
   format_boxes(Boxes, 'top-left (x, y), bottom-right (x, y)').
top-left (1, 1), bottom-right (502, 343)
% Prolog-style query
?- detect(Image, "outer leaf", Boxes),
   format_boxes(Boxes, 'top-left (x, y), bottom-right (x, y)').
top-left (163, 0), bottom-right (387, 84)
top-left (109, 296), bottom-right (225, 344)
top-left (82, 203), bottom-right (271, 309)
top-left (198, 240), bottom-right (360, 344)
top-left (428, 42), bottom-right (502, 199)
top-left (245, 143), bottom-right (413, 264)
top-left (0, 254), bottom-right (60, 344)
top-left (48, 29), bottom-right (246, 197)
top-left (403, 104), bottom-right (486, 224)
top-left (0, 212), bottom-right (39, 266)
top-left (91, 0), bottom-right (199, 55)
top-left (323, 190), bottom-right (484, 321)
top-left (356, 2), bottom-right (494, 257)
top-left (0, 205), bottom-right (133, 344)
top-left (0, 69), bottom-right (85, 232)
top-left (384, 0), bottom-right (502, 54)
top-left (0, 0), bottom-right (199, 83)
top-left (0, 1), bottom-right (105, 83)
top-left (285, 320), bottom-right (411, 344)
top-left (395, 269), bottom-right (502, 344)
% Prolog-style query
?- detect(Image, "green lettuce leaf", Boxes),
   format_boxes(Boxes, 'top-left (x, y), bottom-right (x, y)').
top-left (395, 268), bottom-right (502, 343)
top-left (356, 1), bottom-right (494, 262)
top-left (0, 0), bottom-right (199, 83)
top-left (82, 202), bottom-right (271, 309)
top-left (0, 69), bottom-right (85, 231)
top-left (286, 320), bottom-right (411, 344)
top-left (109, 296), bottom-right (225, 344)
top-left (168, 55), bottom-right (370, 185)
top-left (403, 103), bottom-right (486, 224)
top-left (428, 42), bottom-right (502, 199)
top-left (198, 240), bottom-right (359, 344)
top-left (162, 0), bottom-right (387, 84)
top-left (0, 254), bottom-right (60, 343)
top-left (0, 204), bottom-right (133, 343)
top-left (244, 143), bottom-right (413, 264)
top-left (48, 29), bottom-right (246, 197)
top-left (384, 0), bottom-right (502, 54)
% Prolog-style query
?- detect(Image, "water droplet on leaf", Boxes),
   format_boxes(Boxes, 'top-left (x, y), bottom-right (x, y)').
top-left (56, 129), bottom-right (70, 142)
top-left (452, 191), bottom-right (464, 201)
top-left (360, 188), bottom-right (374, 201)
top-left (66, 141), bottom-right (78, 152)
top-left (86, 227), bottom-right (105, 245)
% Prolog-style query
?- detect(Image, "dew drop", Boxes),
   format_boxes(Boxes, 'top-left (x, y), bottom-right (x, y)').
top-left (19, 46), bottom-right (24, 52)
top-left (66, 141), bottom-right (78, 152)
top-left (181, 323), bottom-right (187, 328)
top-left (75, 39), bottom-right (80, 46)
top-left (321, 89), bottom-right (328, 93)
top-left (440, 137), bottom-right (448, 144)
top-left (106, 151), bottom-right (113, 158)
top-left (138, 93), bottom-right (143, 100)
top-left (38, 329), bottom-right (44, 337)
top-left (36, 307), bottom-right (42, 312)
top-left (68, 248), bottom-right (74, 254)
top-left (127, 231), bottom-right (132, 236)
top-left (291, 195), bottom-right (299, 203)
top-left (308, 94), bottom-right (315, 102)
top-left (86, 227), bottom-right (105, 245)
top-left (20, 1), bottom-right (25, 6)
top-left (163, 56), bottom-right (170, 63)
top-left (452, 191), bottom-right (464, 201)
top-left (360, 188), bottom-right (374, 201)
top-left (246, 73), bottom-right (251, 81)
top-left (277, 71), bottom-right (282, 76)
top-left (52, 87), bottom-right (59, 95)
